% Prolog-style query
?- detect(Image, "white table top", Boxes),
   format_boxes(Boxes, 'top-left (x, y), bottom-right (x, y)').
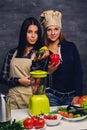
top-left (11, 106), bottom-right (87, 130)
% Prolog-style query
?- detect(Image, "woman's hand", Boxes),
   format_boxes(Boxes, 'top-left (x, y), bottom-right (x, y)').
top-left (18, 76), bottom-right (31, 86)
top-left (48, 61), bottom-right (60, 74)
top-left (35, 50), bottom-right (49, 61)
top-left (71, 96), bottom-right (80, 105)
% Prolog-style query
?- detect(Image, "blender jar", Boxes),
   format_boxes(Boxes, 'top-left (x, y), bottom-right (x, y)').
top-left (30, 70), bottom-right (47, 95)
top-left (29, 70), bottom-right (50, 115)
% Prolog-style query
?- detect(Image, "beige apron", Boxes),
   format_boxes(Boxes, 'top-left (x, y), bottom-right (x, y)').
top-left (8, 50), bottom-right (35, 109)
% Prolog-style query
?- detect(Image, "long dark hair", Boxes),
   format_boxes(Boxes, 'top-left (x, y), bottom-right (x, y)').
top-left (17, 17), bottom-right (43, 57)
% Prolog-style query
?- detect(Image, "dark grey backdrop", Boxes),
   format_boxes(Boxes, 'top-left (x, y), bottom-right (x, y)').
top-left (0, 0), bottom-right (87, 94)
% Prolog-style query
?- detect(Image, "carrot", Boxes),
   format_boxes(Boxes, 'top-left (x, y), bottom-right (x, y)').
top-left (33, 78), bottom-right (41, 94)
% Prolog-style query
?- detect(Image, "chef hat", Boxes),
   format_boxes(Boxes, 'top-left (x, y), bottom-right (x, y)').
top-left (40, 10), bottom-right (62, 28)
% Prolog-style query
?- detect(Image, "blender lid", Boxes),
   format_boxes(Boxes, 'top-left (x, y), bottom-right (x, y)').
top-left (30, 70), bottom-right (47, 78)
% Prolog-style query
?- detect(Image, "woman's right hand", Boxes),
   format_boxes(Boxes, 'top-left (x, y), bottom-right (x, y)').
top-left (48, 61), bottom-right (60, 74)
top-left (35, 50), bottom-right (49, 61)
top-left (18, 76), bottom-right (31, 86)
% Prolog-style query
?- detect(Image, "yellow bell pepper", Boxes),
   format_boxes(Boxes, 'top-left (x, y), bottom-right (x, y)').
top-left (39, 46), bottom-right (49, 51)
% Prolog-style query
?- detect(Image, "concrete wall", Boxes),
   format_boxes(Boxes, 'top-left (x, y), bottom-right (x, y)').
top-left (0, 0), bottom-right (87, 94)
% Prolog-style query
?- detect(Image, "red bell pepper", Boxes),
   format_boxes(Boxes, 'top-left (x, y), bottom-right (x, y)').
top-left (49, 54), bottom-right (60, 65)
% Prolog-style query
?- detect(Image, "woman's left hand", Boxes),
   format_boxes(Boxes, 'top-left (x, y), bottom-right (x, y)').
top-left (71, 96), bottom-right (80, 105)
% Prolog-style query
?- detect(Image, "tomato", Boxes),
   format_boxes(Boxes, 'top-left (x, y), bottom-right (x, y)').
top-left (35, 118), bottom-right (45, 129)
top-left (58, 111), bottom-right (65, 116)
top-left (68, 113), bottom-right (74, 118)
top-left (79, 95), bottom-right (87, 109)
top-left (49, 54), bottom-right (60, 65)
top-left (63, 112), bottom-right (69, 118)
top-left (31, 116), bottom-right (38, 126)
top-left (44, 115), bottom-right (47, 119)
top-left (23, 117), bottom-right (34, 129)
top-left (44, 115), bottom-right (57, 120)
top-left (23, 116), bottom-right (45, 129)
top-left (50, 115), bottom-right (57, 120)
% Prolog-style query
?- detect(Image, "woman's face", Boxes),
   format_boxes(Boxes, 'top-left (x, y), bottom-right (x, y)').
top-left (46, 25), bottom-right (61, 42)
top-left (26, 25), bottom-right (38, 45)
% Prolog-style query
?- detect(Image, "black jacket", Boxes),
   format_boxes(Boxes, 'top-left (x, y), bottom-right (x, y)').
top-left (31, 41), bottom-right (83, 96)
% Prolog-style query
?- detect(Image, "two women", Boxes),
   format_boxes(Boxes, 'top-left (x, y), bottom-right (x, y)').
top-left (1, 10), bottom-right (83, 108)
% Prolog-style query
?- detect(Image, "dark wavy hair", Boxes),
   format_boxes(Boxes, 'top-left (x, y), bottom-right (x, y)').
top-left (17, 17), bottom-right (43, 57)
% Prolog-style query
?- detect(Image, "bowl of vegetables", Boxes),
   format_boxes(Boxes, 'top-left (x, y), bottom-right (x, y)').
top-left (56, 105), bottom-right (87, 121)
top-left (44, 114), bottom-right (62, 126)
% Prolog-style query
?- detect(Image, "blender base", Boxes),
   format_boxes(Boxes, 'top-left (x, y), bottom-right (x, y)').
top-left (29, 94), bottom-right (50, 116)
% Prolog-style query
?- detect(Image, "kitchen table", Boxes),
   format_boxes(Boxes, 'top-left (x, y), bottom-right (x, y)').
top-left (11, 106), bottom-right (87, 130)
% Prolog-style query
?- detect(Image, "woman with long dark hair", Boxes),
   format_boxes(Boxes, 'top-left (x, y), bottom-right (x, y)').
top-left (0, 17), bottom-right (43, 109)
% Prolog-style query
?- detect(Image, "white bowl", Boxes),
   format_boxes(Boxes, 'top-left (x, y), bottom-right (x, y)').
top-left (44, 114), bottom-right (62, 126)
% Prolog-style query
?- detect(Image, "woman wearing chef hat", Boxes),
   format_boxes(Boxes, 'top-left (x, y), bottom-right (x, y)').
top-left (31, 10), bottom-right (83, 106)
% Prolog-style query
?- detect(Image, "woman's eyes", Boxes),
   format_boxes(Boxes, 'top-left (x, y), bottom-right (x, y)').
top-left (47, 28), bottom-right (59, 32)
top-left (35, 31), bottom-right (38, 34)
top-left (27, 30), bottom-right (38, 34)
top-left (55, 28), bottom-right (59, 31)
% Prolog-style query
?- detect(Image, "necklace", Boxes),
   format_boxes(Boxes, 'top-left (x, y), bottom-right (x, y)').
top-left (48, 46), bottom-right (59, 54)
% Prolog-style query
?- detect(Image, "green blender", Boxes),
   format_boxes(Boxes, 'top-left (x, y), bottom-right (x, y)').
top-left (29, 70), bottom-right (50, 115)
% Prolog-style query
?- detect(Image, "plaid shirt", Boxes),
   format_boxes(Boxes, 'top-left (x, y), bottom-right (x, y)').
top-left (0, 48), bottom-right (35, 88)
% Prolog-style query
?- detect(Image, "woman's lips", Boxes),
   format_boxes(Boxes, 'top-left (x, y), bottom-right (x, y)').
top-left (30, 40), bottom-right (36, 42)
